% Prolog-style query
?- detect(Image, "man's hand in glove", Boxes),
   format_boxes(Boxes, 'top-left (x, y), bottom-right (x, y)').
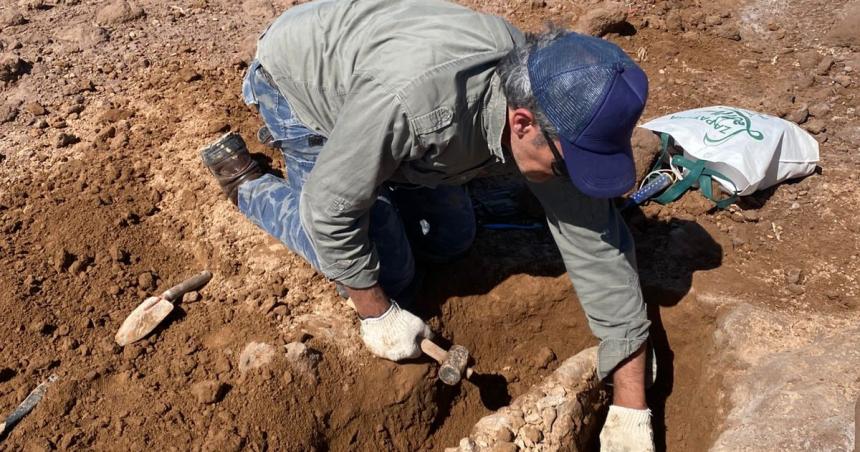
top-left (359, 301), bottom-right (433, 361)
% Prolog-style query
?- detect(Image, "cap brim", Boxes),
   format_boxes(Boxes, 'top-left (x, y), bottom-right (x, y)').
top-left (562, 139), bottom-right (636, 198)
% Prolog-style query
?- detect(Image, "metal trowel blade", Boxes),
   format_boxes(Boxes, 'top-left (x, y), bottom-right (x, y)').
top-left (114, 296), bottom-right (174, 346)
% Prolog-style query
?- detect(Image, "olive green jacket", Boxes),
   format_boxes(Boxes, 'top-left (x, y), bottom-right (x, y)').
top-left (256, 0), bottom-right (649, 379)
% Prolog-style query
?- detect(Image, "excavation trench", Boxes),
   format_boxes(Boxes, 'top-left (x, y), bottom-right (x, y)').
top-left (293, 227), bottom-right (726, 451)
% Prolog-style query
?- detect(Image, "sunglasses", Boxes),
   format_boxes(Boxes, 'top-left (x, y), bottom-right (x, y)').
top-left (543, 130), bottom-right (568, 178)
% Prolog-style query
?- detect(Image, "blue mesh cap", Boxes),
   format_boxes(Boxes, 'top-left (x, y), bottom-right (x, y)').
top-left (528, 33), bottom-right (648, 198)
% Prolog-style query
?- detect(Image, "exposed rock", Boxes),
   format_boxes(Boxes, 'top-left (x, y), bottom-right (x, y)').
top-left (56, 132), bottom-right (79, 148)
top-left (572, 1), bottom-right (628, 37)
top-left (785, 105), bottom-right (809, 125)
top-left (95, 0), bottom-right (144, 25)
top-left (823, 2), bottom-right (860, 50)
top-left (814, 56), bottom-right (833, 76)
top-left (0, 103), bottom-right (20, 123)
top-left (808, 102), bottom-right (831, 118)
top-left (1, 10), bottom-right (27, 28)
top-left (738, 58), bottom-right (758, 69)
top-left (631, 128), bottom-right (662, 185)
top-left (237, 342), bottom-right (275, 373)
top-left (0, 53), bottom-right (24, 82)
top-left (664, 10), bottom-right (683, 33)
top-left (53, 248), bottom-right (75, 272)
top-left (284, 341), bottom-right (321, 381)
top-left (450, 347), bottom-right (607, 451)
top-left (712, 304), bottom-right (860, 450)
top-left (715, 25), bottom-right (741, 41)
top-left (803, 119), bottom-right (826, 135)
top-left (182, 291), bottom-right (201, 303)
top-left (57, 23), bottom-right (109, 51)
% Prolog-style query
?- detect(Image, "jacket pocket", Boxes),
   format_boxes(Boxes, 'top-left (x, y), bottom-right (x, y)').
top-left (411, 106), bottom-right (456, 152)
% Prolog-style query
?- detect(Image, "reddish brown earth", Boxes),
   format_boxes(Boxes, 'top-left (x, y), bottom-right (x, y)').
top-left (1, 0), bottom-right (857, 450)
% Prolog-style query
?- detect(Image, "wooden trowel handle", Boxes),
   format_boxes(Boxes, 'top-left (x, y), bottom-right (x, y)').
top-left (161, 271), bottom-right (213, 301)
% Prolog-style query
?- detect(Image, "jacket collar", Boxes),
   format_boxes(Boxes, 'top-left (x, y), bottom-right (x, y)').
top-left (484, 71), bottom-right (507, 163)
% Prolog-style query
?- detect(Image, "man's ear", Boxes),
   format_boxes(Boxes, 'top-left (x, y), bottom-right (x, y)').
top-left (509, 108), bottom-right (536, 138)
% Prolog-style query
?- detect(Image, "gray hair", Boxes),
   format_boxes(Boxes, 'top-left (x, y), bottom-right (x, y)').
top-left (497, 25), bottom-right (567, 141)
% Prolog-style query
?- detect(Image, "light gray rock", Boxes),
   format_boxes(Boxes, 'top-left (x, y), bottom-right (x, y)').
top-left (237, 342), bottom-right (275, 373)
top-left (711, 304), bottom-right (860, 451)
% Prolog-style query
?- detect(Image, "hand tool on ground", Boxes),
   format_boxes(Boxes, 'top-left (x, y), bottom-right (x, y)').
top-left (115, 270), bottom-right (213, 346)
top-left (420, 339), bottom-right (474, 386)
top-left (0, 374), bottom-right (58, 440)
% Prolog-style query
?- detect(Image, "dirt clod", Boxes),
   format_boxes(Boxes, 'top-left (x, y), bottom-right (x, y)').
top-left (191, 380), bottom-right (226, 404)
top-left (137, 271), bottom-right (155, 290)
top-left (56, 132), bottom-right (79, 148)
top-left (534, 347), bottom-right (556, 369)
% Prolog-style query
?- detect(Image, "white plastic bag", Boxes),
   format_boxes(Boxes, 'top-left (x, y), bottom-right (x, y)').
top-left (640, 106), bottom-right (819, 195)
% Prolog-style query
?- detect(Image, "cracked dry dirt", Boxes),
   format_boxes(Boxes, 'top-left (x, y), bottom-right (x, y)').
top-left (1, 0), bottom-right (859, 450)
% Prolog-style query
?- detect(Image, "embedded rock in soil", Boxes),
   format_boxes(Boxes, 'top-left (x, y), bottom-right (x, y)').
top-left (95, 0), bottom-right (144, 25)
top-left (572, 1), bottom-right (628, 37)
top-left (237, 341), bottom-right (275, 373)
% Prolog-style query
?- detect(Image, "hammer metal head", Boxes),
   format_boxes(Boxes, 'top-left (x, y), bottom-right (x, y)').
top-left (438, 344), bottom-right (470, 385)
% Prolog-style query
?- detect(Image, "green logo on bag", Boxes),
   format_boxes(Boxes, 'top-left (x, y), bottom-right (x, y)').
top-left (671, 108), bottom-right (765, 146)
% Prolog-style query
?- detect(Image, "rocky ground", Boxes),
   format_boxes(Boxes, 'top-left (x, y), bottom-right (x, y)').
top-left (0, 0), bottom-right (858, 450)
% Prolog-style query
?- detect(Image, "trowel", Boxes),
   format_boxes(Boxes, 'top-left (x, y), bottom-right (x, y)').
top-left (115, 270), bottom-right (212, 346)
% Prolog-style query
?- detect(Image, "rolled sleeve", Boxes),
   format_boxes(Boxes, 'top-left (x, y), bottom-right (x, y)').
top-left (527, 177), bottom-right (650, 381)
top-left (299, 75), bottom-right (413, 289)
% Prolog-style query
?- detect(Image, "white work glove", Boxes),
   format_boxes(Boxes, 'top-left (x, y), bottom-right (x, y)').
top-left (359, 301), bottom-right (432, 361)
top-left (599, 405), bottom-right (655, 452)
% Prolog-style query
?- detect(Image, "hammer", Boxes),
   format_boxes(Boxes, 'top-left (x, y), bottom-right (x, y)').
top-left (421, 339), bottom-right (474, 386)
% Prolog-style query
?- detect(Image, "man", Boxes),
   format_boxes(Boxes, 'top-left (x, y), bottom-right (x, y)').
top-left (201, 0), bottom-right (653, 449)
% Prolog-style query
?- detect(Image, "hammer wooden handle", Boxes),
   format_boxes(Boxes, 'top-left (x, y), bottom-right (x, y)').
top-left (420, 339), bottom-right (449, 364)
top-left (420, 339), bottom-right (474, 379)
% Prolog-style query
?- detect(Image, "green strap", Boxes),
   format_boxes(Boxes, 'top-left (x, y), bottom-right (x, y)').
top-left (653, 157), bottom-right (705, 204)
top-left (653, 155), bottom-right (738, 208)
top-left (650, 133), bottom-right (673, 174)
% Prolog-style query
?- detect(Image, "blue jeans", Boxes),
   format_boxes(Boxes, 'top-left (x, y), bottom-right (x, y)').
top-left (237, 61), bottom-right (476, 303)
